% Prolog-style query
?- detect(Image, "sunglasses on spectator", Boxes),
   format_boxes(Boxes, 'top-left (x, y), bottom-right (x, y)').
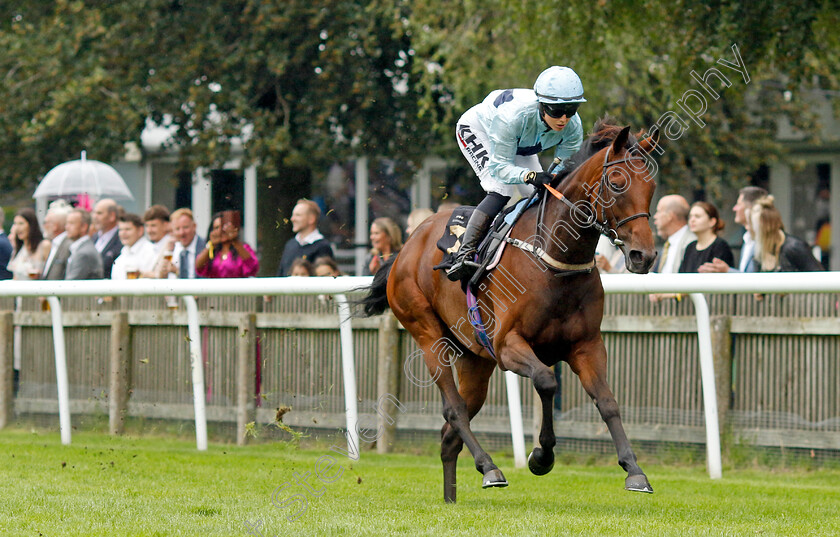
top-left (541, 102), bottom-right (580, 119)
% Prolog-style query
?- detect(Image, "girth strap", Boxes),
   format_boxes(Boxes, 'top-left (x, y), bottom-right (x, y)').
top-left (505, 237), bottom-right (595, 272)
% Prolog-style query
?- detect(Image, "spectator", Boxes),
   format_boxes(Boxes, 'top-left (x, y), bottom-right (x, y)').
top-left (142, 204), bottom-right (175, 278)
top-left (64, 209), bottom-right (103, 280)
top-left (7, 209), bottom-right (50, 397)
top-left (92, 198), bottom-right (124, 279)
top-left (679, 202), bottom-right (734, 273)
top-left (649, 195), bottom-right (695, 303)
top-left (143, 204), bottom-right (172, 252)
top-left (437, 201), bottom-right (460, 214)
top-left (652, 195), bottom-right (695, 273)
top-left (406, 208), bottom-right (434, 236)
top-left (313, 257), bottom-right (342, 277)
top-left (196, 212), bottom-right (259, 278)
top-left (366, 217), bottom-right (402, 275)
top-left (163, 208), bottom-right (206, 279)
top-left (289, 259), bottom-right (313, 277)
top-left (111, 213), bottom-right (156, 279)
top-left (814, 217), bottom-right (831, 270)
top-left (0, 208), bottom-right (13, 280)
top-left (7, 208), bottom-right (51, 280)
top-left (277, 199), bottom-right (334, 276)
top-left (699, 186), bottom-right (767, 274)
top-left (42, 201), bottom-right (73, 280)
top-left (7, 210), bottom-right (51, 395)
top-left (813, 186), bottom-right (831, 268)
top-left (750, 196), bottom-right (823, 272)
top-left (312, 257), bottom-right (342, 305)
top-left (594, 235), bottom-right (626, 274)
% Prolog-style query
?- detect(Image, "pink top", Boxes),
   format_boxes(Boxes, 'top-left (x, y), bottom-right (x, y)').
top-left (196, 242), bottom-right (259, 278)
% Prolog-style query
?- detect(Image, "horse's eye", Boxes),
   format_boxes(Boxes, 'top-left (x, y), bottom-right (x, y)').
top-left (607, 172), bottom-right (630, 194)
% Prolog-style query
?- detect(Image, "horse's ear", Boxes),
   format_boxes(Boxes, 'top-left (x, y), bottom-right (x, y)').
top-left (611, 126), bottom-right (631, 154)
top-left (637, 127), bottom-right (661, 154)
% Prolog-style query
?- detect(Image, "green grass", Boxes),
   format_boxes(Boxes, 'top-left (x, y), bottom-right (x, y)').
top-left (1, 428), bottom-right (839, 536)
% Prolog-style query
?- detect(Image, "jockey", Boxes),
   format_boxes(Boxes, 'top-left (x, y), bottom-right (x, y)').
top-left (446, 66), bottom-right (587, 281)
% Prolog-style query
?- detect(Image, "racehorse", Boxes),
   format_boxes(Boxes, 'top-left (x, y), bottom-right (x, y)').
top-left (360, 120), bottom-right (658, 502)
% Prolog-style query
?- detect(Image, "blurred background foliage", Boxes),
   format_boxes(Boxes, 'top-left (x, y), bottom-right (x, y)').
top-left (0, 0), bottom-right (838, 194)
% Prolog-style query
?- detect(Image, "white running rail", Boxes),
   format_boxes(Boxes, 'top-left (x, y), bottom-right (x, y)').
top-left (3, 271), bottom-right (837, 478)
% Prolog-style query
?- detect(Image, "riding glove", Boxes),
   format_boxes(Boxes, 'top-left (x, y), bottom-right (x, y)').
top-left (524, 171), bottom-right (553, 186)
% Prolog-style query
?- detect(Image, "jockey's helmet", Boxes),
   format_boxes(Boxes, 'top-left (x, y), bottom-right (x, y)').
top-left (533, 66), bottom-right (587, 104)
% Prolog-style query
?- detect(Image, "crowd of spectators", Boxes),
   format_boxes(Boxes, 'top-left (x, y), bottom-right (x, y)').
top-left (633, 186), bottom-right (825, 303)
top-left (0, 199), bottom-right (262, 285)
top-left (0, 195), bottom-right (443, 291)
top-left (0, 185), bottom-right (826, 286)
top-left (275, 197), bottom-right (467, 278)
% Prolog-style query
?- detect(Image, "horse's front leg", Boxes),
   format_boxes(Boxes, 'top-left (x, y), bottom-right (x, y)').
top-left (499, 331), bottom-right (558, 476)
top-left (567, 338), bottom-right (653, 493)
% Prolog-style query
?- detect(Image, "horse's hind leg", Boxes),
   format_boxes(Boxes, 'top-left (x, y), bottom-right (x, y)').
top-left (424, 339), bottom-right (506, 495)
top-left (498, 332), bottom-right (558, 476)
top-left (568, 339), bottom-right (653, 493)
top-left (440, 352), bottom-right (498, 502)
top-left (397, 316), bottom-right (504, 500)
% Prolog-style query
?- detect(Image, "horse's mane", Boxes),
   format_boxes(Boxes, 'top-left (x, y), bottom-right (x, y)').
top-left (554, 115), bottom-right (639, 183)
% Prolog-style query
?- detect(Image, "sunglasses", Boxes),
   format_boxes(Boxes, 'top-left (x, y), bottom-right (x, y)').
top-left (542, 102), bottom-right (580, 119)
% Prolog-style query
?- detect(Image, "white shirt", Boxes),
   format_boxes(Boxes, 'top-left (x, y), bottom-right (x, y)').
top-left (739, 231), bottom-right (754, 272)
top-left (172, 235), bottom-right (200, 279)
top-left (43, 231), bottom-right (68, 275)
top-left (111, 237), bottom-right (157, 279)
top-left (150, 234), bottom-right (173, 254)
top-left (147, 233), bottom-right (176, 278)
top-left (595, 235), bottom-right (626, 274)
top-left (661, 225), bottom-right (691, 274)
top-left (94, 226), bottom-right (118, 253)
top-left (295, 229), bottom-right (325, 246)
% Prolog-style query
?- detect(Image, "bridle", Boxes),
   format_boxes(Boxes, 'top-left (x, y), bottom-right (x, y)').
top-left (541, 143), bottom-right (651, 251)
top-left (589, 144), bottom-right (652, 247)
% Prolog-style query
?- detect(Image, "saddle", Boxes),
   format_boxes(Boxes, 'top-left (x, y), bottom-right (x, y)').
top-left (433, 197), bottom-right (537, 282)
top-left (430, 198), bottom-right (536, 359)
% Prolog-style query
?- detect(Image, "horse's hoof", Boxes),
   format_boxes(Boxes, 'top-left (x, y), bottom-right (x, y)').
top-left (482, 469), bottom-right (508, 488)
top-left (625, 474), bottom-right (653, 493)
top-left (528, 449), bottom-right (554, 476)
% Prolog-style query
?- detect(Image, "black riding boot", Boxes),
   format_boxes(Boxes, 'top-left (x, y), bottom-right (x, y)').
top-left (446, 210), bottom-right (492, 281)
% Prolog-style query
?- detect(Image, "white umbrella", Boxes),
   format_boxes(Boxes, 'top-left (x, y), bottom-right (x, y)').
top-left (33, 151), bottom-right (134, 200)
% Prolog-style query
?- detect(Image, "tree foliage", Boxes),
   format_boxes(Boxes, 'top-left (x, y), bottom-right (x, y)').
top-left (409, 0), bottom-right (840, 194)
top-left (0, 0), bottom-right (431, 189)
top-left (0, 0), bottom-right (837, 196)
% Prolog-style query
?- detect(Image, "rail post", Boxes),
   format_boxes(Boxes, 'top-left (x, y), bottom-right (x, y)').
top-left (109, 311), bottom-right (132, 435)
top-left (236, 313), bottom-right (257, 446)
top-left (376, 312), bottom-right (400, 453)
top-left (710, 315), bottom-right (732, 444)
top-left (0, 312), bottom-right (13, 429)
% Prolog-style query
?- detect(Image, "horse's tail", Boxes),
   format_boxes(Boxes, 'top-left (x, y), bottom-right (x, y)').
top-left (356, 256), bottom-right (396, 317)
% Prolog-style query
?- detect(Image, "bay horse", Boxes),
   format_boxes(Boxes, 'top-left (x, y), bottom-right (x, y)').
top-left (360, 120), bottom-right (658, 502)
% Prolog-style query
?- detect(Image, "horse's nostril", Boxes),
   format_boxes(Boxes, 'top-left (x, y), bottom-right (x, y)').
top-left (629, 250), bottom-right (644, 265)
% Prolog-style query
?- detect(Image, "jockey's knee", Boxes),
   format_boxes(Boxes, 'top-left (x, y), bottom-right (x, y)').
top-left (476, 192), bottom-right (510, 218)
